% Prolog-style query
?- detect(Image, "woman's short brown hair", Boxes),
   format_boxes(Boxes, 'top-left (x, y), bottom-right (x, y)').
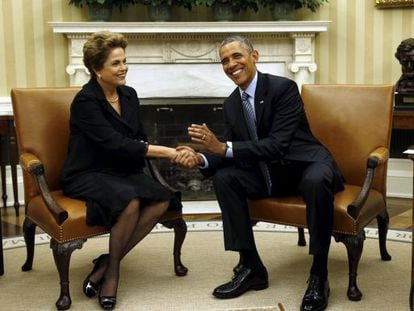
top-left (83, 31), bottom-right (128, 77)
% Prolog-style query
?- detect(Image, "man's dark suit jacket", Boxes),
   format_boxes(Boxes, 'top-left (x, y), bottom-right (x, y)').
top-left (201, 72), bottom-right (343, 189)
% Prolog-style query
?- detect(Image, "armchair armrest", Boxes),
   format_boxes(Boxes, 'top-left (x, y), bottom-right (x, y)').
top-left (368, 146), bottom-right (389, 167)
top-left (145, 158), bottom-right (178, 192)
top-left (347, 146), bottom-right (389, 219)
top-left (20, 152), bottom-right (68, 225)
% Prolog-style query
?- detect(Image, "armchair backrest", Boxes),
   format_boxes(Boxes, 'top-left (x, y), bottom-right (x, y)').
top-left (11, 88), bottom-right (80, 200)
top-left (301, 84), bottom-right (394, 195)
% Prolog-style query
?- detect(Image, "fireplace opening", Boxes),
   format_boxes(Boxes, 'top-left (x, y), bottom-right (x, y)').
top-left (140, 99), bottom-right (225, 201)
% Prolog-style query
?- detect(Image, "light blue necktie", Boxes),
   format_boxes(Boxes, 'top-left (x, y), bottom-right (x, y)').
top-left (241, 92), bottom-right (272, 195)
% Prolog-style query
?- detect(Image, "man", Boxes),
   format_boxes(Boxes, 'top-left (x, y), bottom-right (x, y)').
top-left (186, 35), bottom-right (344, 311)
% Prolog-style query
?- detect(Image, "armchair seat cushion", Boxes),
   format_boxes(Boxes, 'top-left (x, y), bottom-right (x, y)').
top-left (248, 184), bottom-right (386, 235)
top-left (27, 191), bottom-right (109, 243)
top-left (27, 190), bottom-right (184, 243)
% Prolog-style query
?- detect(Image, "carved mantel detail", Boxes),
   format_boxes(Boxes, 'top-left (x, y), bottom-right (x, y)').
top-left (288, 33), bottom-right (317, 82)
top-left (50, 21), bottom-right (329, 97)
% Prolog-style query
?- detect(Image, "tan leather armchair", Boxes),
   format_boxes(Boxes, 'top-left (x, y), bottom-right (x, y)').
top-left (245, 84), bottom-right (394, 301)
top-left (11, 87), bottom-right (188, 310)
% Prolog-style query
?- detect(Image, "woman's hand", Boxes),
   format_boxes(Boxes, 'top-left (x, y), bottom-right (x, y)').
top-left (171, 146), bottom-right (200, 168)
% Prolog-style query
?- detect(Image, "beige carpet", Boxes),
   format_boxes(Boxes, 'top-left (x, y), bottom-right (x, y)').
top-left (0, 221), bottom-right (411, 311)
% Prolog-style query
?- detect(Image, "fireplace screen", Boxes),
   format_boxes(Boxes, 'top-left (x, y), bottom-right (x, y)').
top-left (140, 101), bottom-right (224, 201)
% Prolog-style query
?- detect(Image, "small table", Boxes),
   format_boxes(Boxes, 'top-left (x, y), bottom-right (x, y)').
top-left (0, 115), bottom-right (19, 216)
top-left (0, 204), bottom-right (2, 275)
top-left (0, 115), bottom-right (19, 276)
top-left (394, 110), bottom-right (414, 130)
top-left (405, 145), bottom-right (414, 310)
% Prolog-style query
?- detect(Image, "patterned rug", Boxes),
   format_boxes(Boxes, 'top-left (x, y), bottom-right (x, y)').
top-left (1, 221), bottom-right (411, 311)
top-left (3, 221), bottom-right (411, 250)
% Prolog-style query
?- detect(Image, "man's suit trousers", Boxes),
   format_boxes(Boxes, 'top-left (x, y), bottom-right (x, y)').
top-left (212, 160), bottom-right (337, 255)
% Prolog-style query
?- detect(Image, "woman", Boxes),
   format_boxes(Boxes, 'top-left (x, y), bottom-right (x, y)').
top-left (61, 31), bottom-right (196, 310)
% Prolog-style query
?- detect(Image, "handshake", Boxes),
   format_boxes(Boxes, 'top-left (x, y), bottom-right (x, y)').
top-left (170, 145), bottom-right (202, 169)
top-left (169, 122), bottom-right (225, 169)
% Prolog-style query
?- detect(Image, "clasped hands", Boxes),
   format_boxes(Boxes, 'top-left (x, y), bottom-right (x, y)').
top-left (171, 123), bottom-right (224, 169)
top-left (170, 146), bottom-right (200, 168)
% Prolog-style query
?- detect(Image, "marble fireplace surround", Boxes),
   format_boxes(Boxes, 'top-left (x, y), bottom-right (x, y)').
top-left (48, 21), bottom-right (329, 213)
top-left (50, 21), bottom-right (329, 100)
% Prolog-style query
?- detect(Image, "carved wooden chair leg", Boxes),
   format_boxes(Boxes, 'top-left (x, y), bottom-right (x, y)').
top-left (10, 162), bottom-right (19, 216)
top-left (9, 121), bottom-right (20, 217)
top-left (297, 227), bottom-right (306, 246)
top-left (376, 210), bottom-right (392, 261)
top-left (0, 206), bottom-right (3, 276)
top-left (22, 217), bottom-right (36, 271)
top-left (51, 239), bottom-right (85, 311)
top-left (334, 231), bottom-right (365, 301)
top-left (0, 161), bottom-right (7, 209)
top-left (161, 218), bottom-right (188, 276)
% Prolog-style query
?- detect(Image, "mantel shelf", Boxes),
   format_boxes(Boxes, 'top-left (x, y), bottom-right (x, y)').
top-left (49, 21), bottom-right (330, 35)
top-left (50, 20), bottom-right (330, 98)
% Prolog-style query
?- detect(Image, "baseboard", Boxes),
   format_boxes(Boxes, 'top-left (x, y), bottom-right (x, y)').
top-left (387, 158), bottom-right (413, 198)
top-left (182, 200), bottom-right (220, 214)
top-left (0, 97), bottom-right (13, 116)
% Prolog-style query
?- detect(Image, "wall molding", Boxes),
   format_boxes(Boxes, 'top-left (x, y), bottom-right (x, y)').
top-left (0, 97), bottom-right (13, 116)
top-left (387, 158), bottom-right (413, 198)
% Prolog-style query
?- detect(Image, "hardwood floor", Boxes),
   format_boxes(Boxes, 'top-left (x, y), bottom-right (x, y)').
top-left (1, 197), bottom-right (412, 239)
top-left (382, 197), bottom-right (413, 230)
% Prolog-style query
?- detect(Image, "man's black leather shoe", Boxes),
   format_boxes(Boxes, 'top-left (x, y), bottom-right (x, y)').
top-left (300, 275), bottom-right (330, 311)
top-left (212, 267), bottom-right (268, 299)
top-left (232, 263), bottom-right (246, 275)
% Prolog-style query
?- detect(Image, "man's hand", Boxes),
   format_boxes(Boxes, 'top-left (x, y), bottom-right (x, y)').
top-left (171, 145), bottom-right (200, 168)
top-left (188, 123), bottom-right (226, 155)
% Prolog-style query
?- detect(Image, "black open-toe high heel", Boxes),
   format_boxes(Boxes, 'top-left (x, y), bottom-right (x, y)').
top-left (98, 282), bottom-right (117, 310)
top-left (82, 254), bottom-right (109, 298)
top-left (99, 295), bottom-right (117, 310)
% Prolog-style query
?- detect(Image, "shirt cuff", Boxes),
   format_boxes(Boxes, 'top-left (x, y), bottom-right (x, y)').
top-left (198, 153), bottom-right (209, 169)
top-left (225, 141), bottom-right (233, 158)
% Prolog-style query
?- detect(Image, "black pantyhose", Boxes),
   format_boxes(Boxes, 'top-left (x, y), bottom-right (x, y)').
top-left (89, 198), bottom-right (169, 298)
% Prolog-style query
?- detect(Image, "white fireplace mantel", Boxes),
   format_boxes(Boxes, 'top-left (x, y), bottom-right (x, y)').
top-left (50, 21), bottom-right (329, 98)
top-left (50, 21), bottom-right (329, 34)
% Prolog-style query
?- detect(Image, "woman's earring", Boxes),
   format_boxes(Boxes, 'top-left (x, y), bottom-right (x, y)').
top-left (97, 74), bottom-right (102, 80)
